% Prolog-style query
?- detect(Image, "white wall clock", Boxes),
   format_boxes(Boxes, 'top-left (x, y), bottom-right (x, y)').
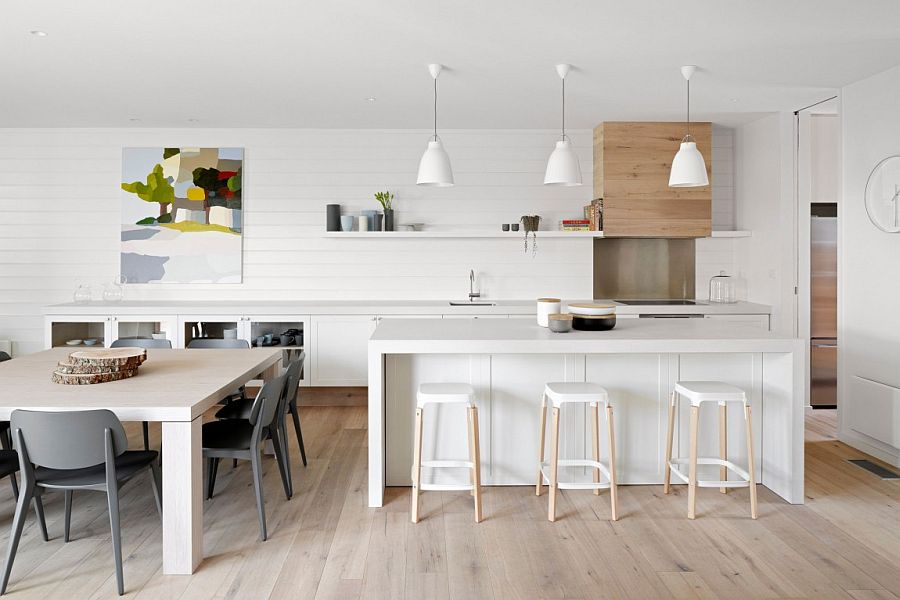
top-left (865, 155), bottom-right (900, 233)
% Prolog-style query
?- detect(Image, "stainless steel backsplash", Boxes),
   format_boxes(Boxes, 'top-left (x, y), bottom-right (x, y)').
top-left (593, 238), bottom-right (696, 299)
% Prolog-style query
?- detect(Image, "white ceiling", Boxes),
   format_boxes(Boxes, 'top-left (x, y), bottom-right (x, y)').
top-left (3, 0), bottom-right (899, 128)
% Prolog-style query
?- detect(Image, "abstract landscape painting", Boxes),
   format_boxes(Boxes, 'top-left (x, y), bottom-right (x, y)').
top-left (121, 147), bottom-right (243, 283)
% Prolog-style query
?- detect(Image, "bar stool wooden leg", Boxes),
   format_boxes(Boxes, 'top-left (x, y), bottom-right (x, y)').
top-left (536, 394), bottom-right (547, 496)
top-left (745, 404), bottom-right (758, 519)
top-left (719, 404), bottom-right (728, 494)
top-left (467, 407), bottom-right (476, 497)
top-left (411, 407), bottom-right (424, 524)
top-left (606, 405), bottom-right (618, 521)
top-left (470, 406), bottom-right (483, 523)
top-left (663, 391), bottom-right (676, 494)
top-left (591, 403), bottom-right (601, 496)
top-left (687, 405), bottom-right (700, 520)
top-left (548, 407), bottom-right (561, 522)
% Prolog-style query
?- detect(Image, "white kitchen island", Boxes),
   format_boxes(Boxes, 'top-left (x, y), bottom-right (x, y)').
top-left (368, 318), bottom-right (804, 508)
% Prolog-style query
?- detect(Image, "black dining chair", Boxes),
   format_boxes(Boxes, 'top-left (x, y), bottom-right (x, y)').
top-left (110, 338), bottom-right (172, 451)
top-left (2, 409), bottom-right (161, 596)
top-left (202, 372), bottom-right (288, 541)
top-left (215, 353), bottom-right (307, 495)
top-left (0, 353), bottom-right (16, 498)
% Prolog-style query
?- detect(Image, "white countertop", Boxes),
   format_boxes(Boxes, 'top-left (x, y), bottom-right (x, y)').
top-left (45, 299), bottom-right (771, 316)
top-left (369, 317), bottom-right (799, 354)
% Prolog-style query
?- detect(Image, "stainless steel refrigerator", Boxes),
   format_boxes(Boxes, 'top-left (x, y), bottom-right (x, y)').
top-left (810, 204), bottom-right (837, 407)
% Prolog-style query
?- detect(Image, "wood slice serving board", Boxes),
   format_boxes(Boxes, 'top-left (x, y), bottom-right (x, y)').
top-left (52, 348), bottom-right (147, 385)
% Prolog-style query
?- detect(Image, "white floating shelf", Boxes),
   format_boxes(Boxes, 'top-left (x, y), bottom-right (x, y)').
top-left (322, 230), bottom-right (603, 238)
top-left (322, 230), bottom-right (750, 239)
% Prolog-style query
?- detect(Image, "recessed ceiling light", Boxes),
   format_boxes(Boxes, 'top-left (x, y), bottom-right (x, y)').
top-left (129, 118), bottom-right (141, 122)
top-left (366, 97), bottom-right (377, 102)
top-left (30, 30), bottom-right (47, 37)
top-left (187, 118), bottom-right (199, 122)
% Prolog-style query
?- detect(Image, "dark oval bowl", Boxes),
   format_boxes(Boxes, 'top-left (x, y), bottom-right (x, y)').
top-left (572, 314), bottom-right (616, 331)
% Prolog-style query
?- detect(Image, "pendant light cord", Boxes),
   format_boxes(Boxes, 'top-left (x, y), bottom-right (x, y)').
top-left (433, 76), bottom-right (438, 142)
top-left (686, 78), bottom-right (692, 138)
top-left (561, 76), bottom-right (567, 141)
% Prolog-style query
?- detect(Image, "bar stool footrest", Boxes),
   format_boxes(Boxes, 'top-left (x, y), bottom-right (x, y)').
top-left (540, 459), bottom-right (612, 490)
top-left (420, 483), bottom-right (475, 492)
top-left (421, 460), bottom-right (475, 470)
top-left (668, 457), bottom-right (752, 487)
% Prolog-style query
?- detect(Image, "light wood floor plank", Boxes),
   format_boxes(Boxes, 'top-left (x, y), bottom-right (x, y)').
top-left (3, 407), bottom-right (900, 599)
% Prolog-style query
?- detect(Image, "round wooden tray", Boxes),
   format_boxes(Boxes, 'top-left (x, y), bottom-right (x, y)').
top-left (67, 348), bottom-right (147, 368)
top-left (52, 368), bottom-right (139, 385)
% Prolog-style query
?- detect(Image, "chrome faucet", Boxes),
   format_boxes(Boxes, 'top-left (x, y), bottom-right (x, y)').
top-left (469, 269), bottom-right (481, 301)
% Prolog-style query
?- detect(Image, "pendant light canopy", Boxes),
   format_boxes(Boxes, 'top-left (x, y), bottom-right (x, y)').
top-left (544, 63), bottom-right (582, 186)
top-left (417, 63), bottom-right (454, 187)
top-left (669, 65), bottom-right (709, 188)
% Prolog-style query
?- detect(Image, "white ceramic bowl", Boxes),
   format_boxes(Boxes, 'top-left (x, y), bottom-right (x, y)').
top-left (567, 302), bottom-right (616, 316)
top-left (65, 339), bottom-right (83, 346)
top-left (83, 339), bottom-right (99, 346)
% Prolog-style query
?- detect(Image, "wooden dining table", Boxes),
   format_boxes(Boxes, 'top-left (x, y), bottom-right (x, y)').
top-left (0, 346), bottom-right (282, 575)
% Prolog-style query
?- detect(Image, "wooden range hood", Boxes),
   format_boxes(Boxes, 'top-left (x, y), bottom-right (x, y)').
top-left (593, 121), bottom-right (712, 237)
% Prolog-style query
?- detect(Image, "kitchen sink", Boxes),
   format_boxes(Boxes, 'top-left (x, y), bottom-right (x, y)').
top-left (448, 301), bottom-right (497, 306)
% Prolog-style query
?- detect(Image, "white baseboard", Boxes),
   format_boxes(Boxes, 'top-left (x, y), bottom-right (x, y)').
top-left (838, 428), bottom-right (900, 468)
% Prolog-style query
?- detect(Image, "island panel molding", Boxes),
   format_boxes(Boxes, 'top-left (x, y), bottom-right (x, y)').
top-left (594, 122), bottom-right (713, 237)
top-left (368, 317), bottom-right (804, 508)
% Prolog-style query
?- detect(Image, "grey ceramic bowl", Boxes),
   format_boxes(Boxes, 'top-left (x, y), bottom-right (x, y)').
top-left (548, 314), bottom-right (573, 333)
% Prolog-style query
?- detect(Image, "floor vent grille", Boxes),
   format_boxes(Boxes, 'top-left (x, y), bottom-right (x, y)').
top-left (849, 459), bottom-right (900, 479)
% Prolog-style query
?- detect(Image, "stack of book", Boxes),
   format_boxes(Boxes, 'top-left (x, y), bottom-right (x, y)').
top-left (582, 198), bottom-right (604, 231)
top-left (560, 219), bottom-right (591, 231)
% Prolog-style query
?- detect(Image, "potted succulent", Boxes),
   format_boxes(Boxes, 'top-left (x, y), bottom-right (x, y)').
top-left (375, 191), bottom-right (395, 231)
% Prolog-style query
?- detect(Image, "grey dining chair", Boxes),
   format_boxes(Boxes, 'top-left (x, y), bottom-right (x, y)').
top-left (186, 338), bottom-right (250, 349)
top-left (202, 372), bottom-right (287, 541)
top-left (110, 338), bottom-right (172, 451)
top-left (1, 409), bottom-right (162, 596)
top-left (215, 353), bottom-right (307, 495)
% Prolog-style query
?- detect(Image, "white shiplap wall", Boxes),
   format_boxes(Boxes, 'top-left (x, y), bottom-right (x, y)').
top-left (0, 127), bottom-right (734, 355)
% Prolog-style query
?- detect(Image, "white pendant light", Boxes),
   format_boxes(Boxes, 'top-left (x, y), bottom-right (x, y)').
top-left (544, 64), bottom-right (582, 186)
top-left (417, 63), bottom-right (454, 187)
top-left (669, 65), bottom-right (709, 188)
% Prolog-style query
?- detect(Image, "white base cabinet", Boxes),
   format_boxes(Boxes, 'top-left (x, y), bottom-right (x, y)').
top-left (309, 315), bottom-right (378, 386)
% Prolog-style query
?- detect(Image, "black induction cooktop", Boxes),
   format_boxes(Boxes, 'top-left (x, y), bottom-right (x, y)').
top-left (615, 299), bottom-right (704, 306)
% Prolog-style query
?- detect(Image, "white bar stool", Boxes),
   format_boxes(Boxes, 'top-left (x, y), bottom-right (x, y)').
top-left (663, 381), bottom-right (757, 519)
top-left (411, 383), bottom-right (482, 524)
top-left (536, 382), bottom-right (618, 522)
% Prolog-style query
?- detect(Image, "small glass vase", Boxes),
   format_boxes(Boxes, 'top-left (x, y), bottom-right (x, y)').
top-left (102, 276), bottom-right (126, 303)
top-left (73, 284), bottom-right (93, 304)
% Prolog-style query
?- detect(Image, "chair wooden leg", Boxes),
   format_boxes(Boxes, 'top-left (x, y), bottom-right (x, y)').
top-left (536, 394), bottom-right (547, 496)
top-left (745, 404), bottom-right (758, 519)
top-left (663, 391), bottom-right (676, 494)
top-left (591, 403), bottom-right (601, 496)
top-left (410, 407), bottom-right (424, 524)
top-left (687, 405), bottom-right (700, 520)
top-left (607, 405), bottom-right (619, 521)
top-left (470, 406), bottom-right (483, 523)
top-left (548, 407), bottom-right (561, 522)
top-left (719, 404), bottom-right (728, 494)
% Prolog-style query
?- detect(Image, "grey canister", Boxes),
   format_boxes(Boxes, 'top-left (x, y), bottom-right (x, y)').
top-left (383, 209), bottom-right (394, 232)
top-left (373, 213), bottom-right (383, 232)
top-left (326, 204), bottom-right (341, 231)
